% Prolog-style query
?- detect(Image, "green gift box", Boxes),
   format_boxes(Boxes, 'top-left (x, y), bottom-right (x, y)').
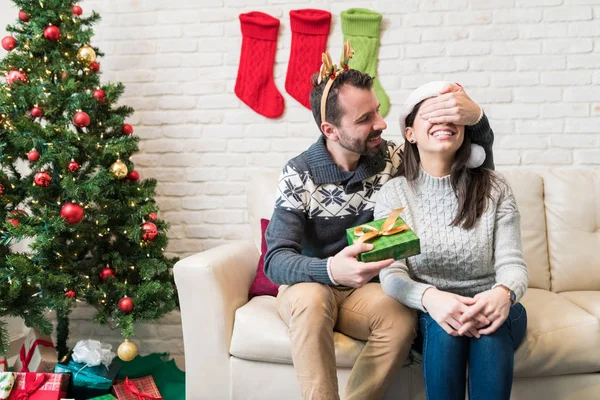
top-left (88, 395), bottom-right (117, 400)
top-left (347, 209), bottom-right (420, 262)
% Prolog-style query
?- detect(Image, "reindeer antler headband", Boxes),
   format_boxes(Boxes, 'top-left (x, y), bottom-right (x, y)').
top-left (318, 40), bottom-right (354, 124)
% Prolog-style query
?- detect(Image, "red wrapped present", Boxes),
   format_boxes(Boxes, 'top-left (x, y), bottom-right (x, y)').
top-left (0, 355), bottom-right (7, 372)
top-left (112, 376), bottom-right (162, 400)
top-left (12, 328), bottom-right (57, 373)
top-left (7, 372), bottom-right (68, 400)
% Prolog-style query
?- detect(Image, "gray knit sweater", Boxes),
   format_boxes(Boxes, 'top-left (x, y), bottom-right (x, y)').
top-left (375, 168), bottom-right (528, 312)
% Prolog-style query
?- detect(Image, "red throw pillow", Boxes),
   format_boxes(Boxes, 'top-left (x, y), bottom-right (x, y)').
top-left (249, 218), bottom-right (280, 298)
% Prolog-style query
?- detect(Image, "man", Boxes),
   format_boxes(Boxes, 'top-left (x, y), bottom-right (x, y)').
top-left (265, 53), bottom-right (494, 399)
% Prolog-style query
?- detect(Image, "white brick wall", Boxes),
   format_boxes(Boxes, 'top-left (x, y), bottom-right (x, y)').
top-left (2, 0), bottom-right (599, 369)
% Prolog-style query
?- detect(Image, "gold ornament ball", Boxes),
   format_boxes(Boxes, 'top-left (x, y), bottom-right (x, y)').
top-left (77, 44), bottom-right (96, 65)
top-left (110, 160), bottom-right (128, 179)
top-left (118, 339), bottom-right (138, 362)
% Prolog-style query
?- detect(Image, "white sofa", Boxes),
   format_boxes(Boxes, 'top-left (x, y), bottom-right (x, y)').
top-left (174, 169), bottom-right (600, 399)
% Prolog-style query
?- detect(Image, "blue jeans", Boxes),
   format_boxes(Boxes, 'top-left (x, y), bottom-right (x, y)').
top-left (417, 303), bottom-right (527, 400)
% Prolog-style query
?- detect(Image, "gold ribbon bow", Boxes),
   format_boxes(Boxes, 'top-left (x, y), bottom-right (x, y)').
top-left (354, 208), bottom-right (409, 244)
top-left (319, 40), bottom-right (355, 123)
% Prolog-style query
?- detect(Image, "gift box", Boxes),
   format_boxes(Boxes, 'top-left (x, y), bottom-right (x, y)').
top-left (0, 355), bottom-right (7, 372)
top-left (1, 372), bottom-right (16, 399)
top-left (54, 359), bottom-right (120, 399)
top-left (8, 372), bottom-right (68, 400)
top-left (347, 208), bottom-right (421, 263)
top-left (87, 395), bottom-right (116, 400)
top-left (112, 376), bottom-right (162, 400)
top-left (12, 328), bottom-right (58, 373)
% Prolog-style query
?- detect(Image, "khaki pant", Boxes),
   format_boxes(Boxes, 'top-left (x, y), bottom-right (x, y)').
top-left (277, 282), bottom-right (417, 400)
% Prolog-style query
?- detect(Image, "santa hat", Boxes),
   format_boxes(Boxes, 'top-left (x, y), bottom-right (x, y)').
top-left (399, 81), bottom-right (486, 169)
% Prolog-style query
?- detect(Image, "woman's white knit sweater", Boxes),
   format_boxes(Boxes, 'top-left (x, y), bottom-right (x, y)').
top-left (375, 168), bottom-right (528, 312)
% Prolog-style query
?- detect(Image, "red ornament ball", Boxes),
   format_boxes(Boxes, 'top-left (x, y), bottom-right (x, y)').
top-left (72, 5), bottom-right (83, 16)
top-left (73, 111), bottom-right (90, 128)
top-left (68, 160), bottom-right (79, 172)
top-left (65, 290), bottom-right (76, 299)
top-left (100, 266), bottom-right (116, 280)
top-left (147, 212), bottom-right (157, 221)
top-left (141, 222), bottom-right (158, 241)
top-left (60, 203), bottom-right (84, 224)
top-left (93, 89), bottom-right (106, 103)
top-left (31, 106), bottom-right (43, 118)
top-left (89, 62), bottom-right (100, 72)
top-left (19, 10), bottom-right (30, 22)
top-left (6, 70), bottom-right (28, 85)
top-left (121, 124), bottom-right (133, 135)
top-left (44, 25), bottom-right (60, 41)
top-left (0, 184), bottom-right (4, 196)
top-left (7, 210), bottom-right (26, 227)
top-left (27, 149), bottom-right (40, 162)
top-left (34, 171), bottom-right (52, 187)
top-left (1, 36), bottom-right (17, 51)
top-left (118, 297), bottom-right (134, 313)
top-left (126, 170), bottom-right (140, 182)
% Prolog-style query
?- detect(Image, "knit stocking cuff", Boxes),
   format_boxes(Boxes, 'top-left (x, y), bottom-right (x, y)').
top-left (290, 9), bottom-right (332, 35)
top-left (240, 11), bottom-right (280, 41)
top-left (341, 8), bottom-right (382, 38)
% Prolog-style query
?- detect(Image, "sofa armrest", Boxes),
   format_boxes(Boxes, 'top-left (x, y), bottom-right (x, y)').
top-left (174, 240), bottom-right (259, 399)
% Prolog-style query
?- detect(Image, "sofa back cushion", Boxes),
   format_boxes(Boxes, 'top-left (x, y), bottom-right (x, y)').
top-left (542, 169), bottom-right (600, 292)
top-left (247, 171), bottom-right (280, 252)
top-left (500, 171), bottom-right (551, 290)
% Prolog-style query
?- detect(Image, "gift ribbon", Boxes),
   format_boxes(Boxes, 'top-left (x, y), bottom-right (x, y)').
top-left (16, 373), bottom-right (48, 400)
top-left (123, 377), bottom-right (162, 400)
top-left (19, 339), bottom-right (54, 373)
top-left (354, 208), bottom-right (409, 244)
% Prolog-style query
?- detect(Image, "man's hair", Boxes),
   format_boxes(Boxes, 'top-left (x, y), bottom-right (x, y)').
top-left (309, 69), bottom-right (374, 130)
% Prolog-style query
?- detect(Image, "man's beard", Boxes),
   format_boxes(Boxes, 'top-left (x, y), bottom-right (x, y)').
top-left (338, 130), bottom-right (383, 156)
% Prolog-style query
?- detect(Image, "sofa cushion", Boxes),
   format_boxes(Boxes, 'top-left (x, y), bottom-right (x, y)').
top-left (229, 296), bottom-right (365, 367)
top-left (560, 291), bottom-right (600, 319)
top-left (515, 288), bottom-right (600, 377)
top-left (499, 171), bottom-right (550, 291)
top-left (542, 169), bottom-right (600, 292)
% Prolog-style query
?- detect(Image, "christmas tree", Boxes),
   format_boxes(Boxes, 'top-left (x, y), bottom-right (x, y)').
top-left (0, 0), bottom-right (177, 359)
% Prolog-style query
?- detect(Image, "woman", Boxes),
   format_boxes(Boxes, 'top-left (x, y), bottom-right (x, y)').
top-left (375, 81), bottom-right (528, 400)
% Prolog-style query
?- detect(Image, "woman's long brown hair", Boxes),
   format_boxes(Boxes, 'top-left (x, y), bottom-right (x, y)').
top-left (398, 100), bottom-right (499, 230)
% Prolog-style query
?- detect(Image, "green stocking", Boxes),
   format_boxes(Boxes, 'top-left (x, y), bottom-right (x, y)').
top-left (341, 8), bottom-right (390, 117)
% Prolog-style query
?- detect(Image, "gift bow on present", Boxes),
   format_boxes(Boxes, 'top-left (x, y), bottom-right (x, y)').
top-left (123, 377), bottom-right (161, 400)
top-left (354, 208), bottom-right (409, 244)
top-left (15, 373), bottom-right (48, 400)
top-left (19, 339), bottom-right (54, 373)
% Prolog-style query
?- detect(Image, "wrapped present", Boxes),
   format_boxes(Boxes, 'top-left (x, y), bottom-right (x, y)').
top-left (12, 328), bottom-right (58, 373)
top-left (347, 208), bottom-right (421, 263)
top-left (54, 359), bottom-right (120, 398)
top-left (87, 395), bottom-right (117, 400)
top-left (8, 372), bottom-right (68, 400)
top-left (0, 355), bottom-right (7, 372)
top-left (112, 376), bottom-right (162, 400)
top-left (1, 372), bottom-right (16, 399)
